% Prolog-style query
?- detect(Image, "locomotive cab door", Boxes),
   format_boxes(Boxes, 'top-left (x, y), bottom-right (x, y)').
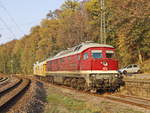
top-left (80, 51), bottom-right (92, 71)
top-left (77, 54), bottom-right (81, 71)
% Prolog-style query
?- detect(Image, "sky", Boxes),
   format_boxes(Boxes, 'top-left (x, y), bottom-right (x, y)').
top-left (0, 0), bottom-right (66, 44)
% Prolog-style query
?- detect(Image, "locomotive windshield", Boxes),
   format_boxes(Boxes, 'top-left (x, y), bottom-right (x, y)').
top-left (92, 50), bottom-right (102, 59)
top-left (106, 50), bottom-right (114, 58)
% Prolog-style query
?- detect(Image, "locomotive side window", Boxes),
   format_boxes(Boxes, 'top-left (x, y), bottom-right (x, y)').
top-left (78, 55), bottom-right (80, 60)
top-left (83, 53), bottom-right (88, 60)
top-left (106, 50), bottom-right (114, 58)
top-left (60, 58), bottom-right (64, 62)
top-left (92, 50), bottom-right (102, 59)
top-left (68, 56), bottom-right (70, 61)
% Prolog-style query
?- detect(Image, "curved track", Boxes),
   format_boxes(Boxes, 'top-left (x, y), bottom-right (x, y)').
top-left (0, 77), bottom-right (31, 111)
top-left (0, 77), bottom-right (9, 85)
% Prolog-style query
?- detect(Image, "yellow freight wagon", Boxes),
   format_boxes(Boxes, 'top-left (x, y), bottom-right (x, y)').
top-left (33, 61), bottom-right (47, 76)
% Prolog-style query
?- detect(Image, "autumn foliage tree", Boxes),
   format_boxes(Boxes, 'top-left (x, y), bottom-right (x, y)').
top-left (0, 0), bottom-right (149, 74)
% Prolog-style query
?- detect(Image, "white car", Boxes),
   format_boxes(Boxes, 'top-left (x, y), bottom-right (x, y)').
top-left (119, 64), bottom-right (141, 74)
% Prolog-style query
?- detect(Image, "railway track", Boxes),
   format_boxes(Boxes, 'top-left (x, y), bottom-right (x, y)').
top-left (35, 77), bottom-right (150, 110)
top-left (61, 84), bottom-right (150, 110)
top-left (0, 77), bottom-right (9, 85)
top-left (0, 77), bottom-right (31, 112)
top-left (101, 94), bottom-right (150, 109)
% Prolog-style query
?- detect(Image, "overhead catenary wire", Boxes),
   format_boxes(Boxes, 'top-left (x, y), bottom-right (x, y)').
top-left (0, 0), bottom-right (24, 34)
top-left (0, 17), bottom-right (17, 39)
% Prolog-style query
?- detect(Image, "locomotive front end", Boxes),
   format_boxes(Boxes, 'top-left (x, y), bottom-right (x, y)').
top-left (89, 72), bottom-right (123, 92)
top-left (87, 47), bottom-right (124, 92)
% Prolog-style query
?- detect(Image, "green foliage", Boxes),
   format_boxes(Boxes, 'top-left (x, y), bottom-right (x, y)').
top-left (61, 0), bottom-right (80, 11)
top-left (0, 0), bottom-right (149, 74)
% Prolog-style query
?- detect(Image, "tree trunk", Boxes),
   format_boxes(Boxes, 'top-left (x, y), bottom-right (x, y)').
top-left (138, 47), bottom-right (143, 64)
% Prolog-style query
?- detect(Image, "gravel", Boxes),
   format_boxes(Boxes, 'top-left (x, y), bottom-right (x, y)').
top-left (5, 80), bottom-right (47, 113)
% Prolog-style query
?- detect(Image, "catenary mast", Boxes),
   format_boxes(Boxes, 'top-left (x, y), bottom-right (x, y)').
top-left (100, 0), bottom-right (106, 44)
top-left (83, 0), bottom-right (107, 44)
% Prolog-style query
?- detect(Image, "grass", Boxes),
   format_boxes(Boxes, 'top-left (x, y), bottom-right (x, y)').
top-left (44, 88), bottom-right (145, 113)
top-left (47, 93), bottom-right (85, 111)
top-left (45, 90), bottom-right (93, 113)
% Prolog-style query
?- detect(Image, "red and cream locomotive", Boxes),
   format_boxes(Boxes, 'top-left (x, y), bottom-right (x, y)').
top-left (34, 41), bottom-right (123, 92)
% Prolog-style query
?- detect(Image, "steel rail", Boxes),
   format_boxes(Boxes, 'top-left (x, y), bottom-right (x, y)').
top-left (0, 78), bottom-right (31, 110)
top-left (0, 77), bottom-right (9, 85)
top-left (34, 77), bottom-right (150, 110)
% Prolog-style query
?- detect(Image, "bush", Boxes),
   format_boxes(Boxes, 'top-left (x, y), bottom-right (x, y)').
top-left (141, 59), bottom-right (150, 73)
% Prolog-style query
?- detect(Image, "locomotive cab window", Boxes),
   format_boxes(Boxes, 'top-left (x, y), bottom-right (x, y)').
top-left (92, 50), bottom-right (102, 59)
top-left (83, 53), bottom-right (88, 60)
top-left (106, 50), bottom-right (114, 58)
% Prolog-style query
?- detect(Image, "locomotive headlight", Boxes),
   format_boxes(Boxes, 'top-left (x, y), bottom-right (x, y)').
top-left (102, 61), bottom-right (108, 66)
top-left (115, 74), bottom-right (118, 77)
top-left (92, 74), bottom-right (96, 77)
top-left (90, 74), bottom-right (96, 79)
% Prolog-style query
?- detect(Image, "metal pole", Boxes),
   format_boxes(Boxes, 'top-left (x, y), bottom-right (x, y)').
top-left (100, 0), bottom-right (103, 44)
top-left (99, 0), bottom-right (106, 44)
top-left (100, 9), bottom-right (103, 43)
top-left (102, 0), bottom-right (106, 44)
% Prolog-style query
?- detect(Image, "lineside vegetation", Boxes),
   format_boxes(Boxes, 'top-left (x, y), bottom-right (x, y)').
top-left (0, 0), bottom-right (149, 74)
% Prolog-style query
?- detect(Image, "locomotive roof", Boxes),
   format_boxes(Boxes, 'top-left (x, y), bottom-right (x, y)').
top-left (34, 60), bottom-right (46, 67)
top-left (47, 42), bottom-right (114, 61)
